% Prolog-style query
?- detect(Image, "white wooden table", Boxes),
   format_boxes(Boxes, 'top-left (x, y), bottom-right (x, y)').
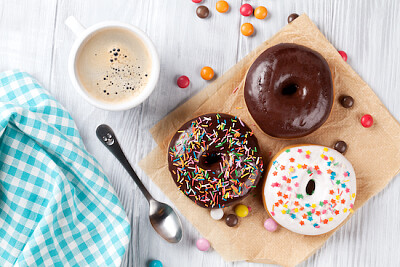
top-left (1, 0), bottom-right (399, 266)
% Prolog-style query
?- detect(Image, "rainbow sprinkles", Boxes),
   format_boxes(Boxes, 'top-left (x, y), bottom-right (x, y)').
top-left (168, 113), bottom-right (264, 209)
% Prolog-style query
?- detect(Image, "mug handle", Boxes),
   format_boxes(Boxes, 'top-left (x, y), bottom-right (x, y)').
top-left (65, 16), bottom-right (85, 36)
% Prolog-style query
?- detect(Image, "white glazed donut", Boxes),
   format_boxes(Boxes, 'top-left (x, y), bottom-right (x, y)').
top-left (262, 144), bottom-right (356, 235)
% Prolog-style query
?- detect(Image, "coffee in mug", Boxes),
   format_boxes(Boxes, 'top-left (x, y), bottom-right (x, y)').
top-left (75, 27), bottom-right (152, 103)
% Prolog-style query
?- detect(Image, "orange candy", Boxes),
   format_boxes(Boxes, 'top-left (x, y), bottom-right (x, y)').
top-left (216, 1), bottom-right (229, 13)
top-left (241, 23), bottom-right (254, 36)
top-left (254, 6), bottom-right (268, 20)
top-left (200, 66), bottom-right (214, 80)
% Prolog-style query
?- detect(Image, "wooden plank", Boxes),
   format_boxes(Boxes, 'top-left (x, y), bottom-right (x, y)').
top-left (0, 0), bottom-right (57, 87)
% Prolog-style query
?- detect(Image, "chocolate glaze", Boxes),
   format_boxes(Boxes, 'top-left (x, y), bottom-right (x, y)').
top-left (167, 113), bottom-right (264, 208)
top-left (244, 43), bottom-right (334, 138)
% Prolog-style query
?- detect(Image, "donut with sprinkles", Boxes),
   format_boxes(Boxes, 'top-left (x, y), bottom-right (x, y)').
top-left (168, 113), bottom-right (264, 208)
top-left (262, 144), bottom-right (356, 235)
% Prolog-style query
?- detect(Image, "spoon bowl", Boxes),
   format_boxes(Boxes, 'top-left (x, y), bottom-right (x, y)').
top-left (149, 200), bottom-right (183, 243)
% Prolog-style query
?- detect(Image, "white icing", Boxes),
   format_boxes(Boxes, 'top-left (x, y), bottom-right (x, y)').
top-left (263, 145), bottom-right (356, 235)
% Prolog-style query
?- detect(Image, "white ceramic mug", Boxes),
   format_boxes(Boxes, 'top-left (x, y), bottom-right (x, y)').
top-left (65, 16), bottom-right (160, 111)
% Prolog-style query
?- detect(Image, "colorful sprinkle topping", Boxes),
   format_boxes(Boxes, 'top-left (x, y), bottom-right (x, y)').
top-left (168, 113), bottom-right (264, 208)
top-left (264, 145), bottom-right (356, 235)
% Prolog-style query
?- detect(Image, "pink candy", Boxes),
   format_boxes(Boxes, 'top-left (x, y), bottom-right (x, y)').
top-left (196, 238), bottom-right (210, 251)
top-left (264, 218), bottom-right (278, 232)
top-left (192, 0), bottom-right (202, 3)
top-left (240, 4), bottom-right (253, 16)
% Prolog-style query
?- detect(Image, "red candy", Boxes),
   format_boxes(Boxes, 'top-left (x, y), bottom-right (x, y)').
top-left (338, 51), bottom-right (347, 62)
top-left (177, 75), bottom-right (190, 88)
top-left (240, 4), bottom-right (253, 16)
top-left (192, 0), bottom-right (202, 3)
top-left (361, 114), bottom-right (373, 128)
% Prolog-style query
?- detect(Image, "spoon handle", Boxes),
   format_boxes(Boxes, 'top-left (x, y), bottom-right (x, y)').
top-left (96, 124), bottom-right (153, 202)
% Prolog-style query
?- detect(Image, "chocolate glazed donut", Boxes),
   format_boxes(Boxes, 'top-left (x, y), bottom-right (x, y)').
top-left (167, 113), bottom-right (264, 209)
top-left (244, 43), bottom-right (334, 139)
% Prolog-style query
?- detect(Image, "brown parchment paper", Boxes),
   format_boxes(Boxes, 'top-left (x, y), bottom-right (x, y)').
top-left (139, 14), bottom-right (400, 267)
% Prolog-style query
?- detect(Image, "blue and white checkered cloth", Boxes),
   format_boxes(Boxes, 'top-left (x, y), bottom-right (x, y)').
top-left (0, 70), bottom-right (130, 266)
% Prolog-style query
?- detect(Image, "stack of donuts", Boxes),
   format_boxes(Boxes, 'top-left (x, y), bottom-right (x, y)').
top-left (167, 42), bottom-right (357, 235)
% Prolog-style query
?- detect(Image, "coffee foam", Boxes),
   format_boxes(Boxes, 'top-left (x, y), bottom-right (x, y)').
top-left (76, 27), bottom-right (151, 103)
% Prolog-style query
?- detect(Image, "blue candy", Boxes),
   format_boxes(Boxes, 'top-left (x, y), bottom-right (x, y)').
top-left (149, 260), bottom-right (163, 267)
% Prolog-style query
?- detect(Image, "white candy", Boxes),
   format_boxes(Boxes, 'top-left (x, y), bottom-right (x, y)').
top-left (210, 208), bottom-right (224, 220)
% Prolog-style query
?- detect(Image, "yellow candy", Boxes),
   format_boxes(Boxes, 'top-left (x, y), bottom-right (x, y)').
top-left (216, 1), bottom-right (229, 13)
top-left (235, 204), bottom-right (249, 217)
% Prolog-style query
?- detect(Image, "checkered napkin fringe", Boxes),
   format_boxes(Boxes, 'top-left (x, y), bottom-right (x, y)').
top-left (0, 70), bottom-right (130, 266)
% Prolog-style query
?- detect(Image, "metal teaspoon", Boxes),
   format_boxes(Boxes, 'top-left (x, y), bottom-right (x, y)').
top-left (96, 124), bottom-right (183, 243)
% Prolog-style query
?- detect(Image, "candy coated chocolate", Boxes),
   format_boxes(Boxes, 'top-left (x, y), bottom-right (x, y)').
top-left (288, 13), bottom-right (299, 23)
top-left (177, 75), bottom-right (190, 88)
top-left (225, 214), bottom-right (238, 227)
top-left (210, 208), bottom-right (224, 220)
top-left (361, 114), bottom-right (373, 128)
top-left (240, 4), bottom-right (253, 16)
top-left (196, 238), bottom-right (210, 251)
top-left (234, 204), bottom-right (249, 217)
top-left (196, 6), bottom-right (209, 19)
top-left (254, 6), bottom-right (268, 20)
top-left (149, 260), bottom-right (163, 267)
top-left (334, 141), bottom-right (347, 154)
top-left (338, 50), bottom-right (348, 61)
top-left (264, 218), bottom-right (278, 232)
top-left (200, 66), bottom-right (214, 80)
top-left (216, 0), bottom-right (229, 13)
top-left (340, 95), bottom-right (354, 108)
top-left (241, 23), bottom-right (254, 36)
top-left (244, 43), bottom-right (334, 138)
